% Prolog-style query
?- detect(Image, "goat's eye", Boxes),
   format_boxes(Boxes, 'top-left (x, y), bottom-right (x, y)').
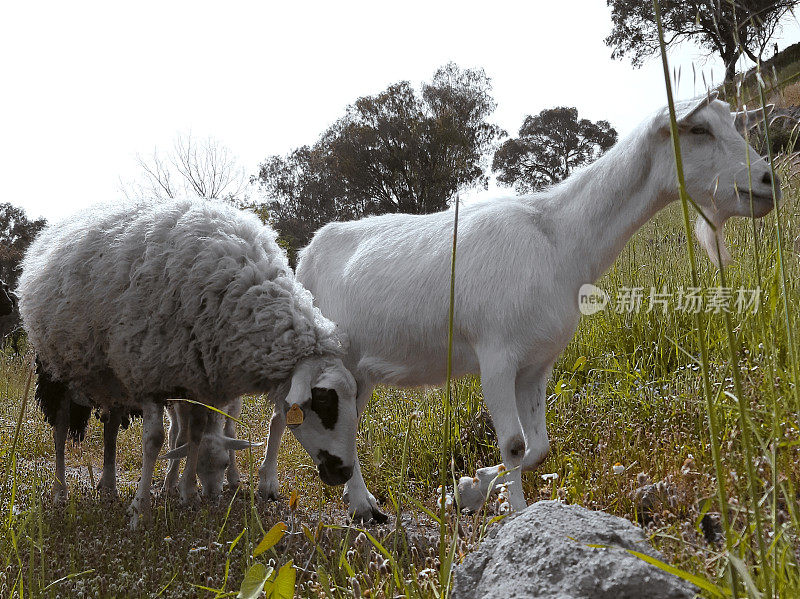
top-left (690, 125), bottom-right (709, 135)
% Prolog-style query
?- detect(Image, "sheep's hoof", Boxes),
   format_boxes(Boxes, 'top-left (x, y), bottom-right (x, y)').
top-left (51, 485), bottom-right (67, 503)
top-left (258, 478), bottom-right (282, 502)
top-left (96, 478), bottom-right (118, 497)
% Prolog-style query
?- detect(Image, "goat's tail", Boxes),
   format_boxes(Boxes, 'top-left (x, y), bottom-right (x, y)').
top-left (34, 359), bottom-right (91, 442)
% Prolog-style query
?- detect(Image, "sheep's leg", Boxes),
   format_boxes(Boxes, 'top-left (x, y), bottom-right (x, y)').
top-left (97, 407), bottom-right (123, 494)
top-left (163, 407), bottom-right (185, 493)
top-left (343, 379), bottom-right (387, 523)
top-left (458, 353), bottom-right (526, 513)
top-left (177, 404), bottom-right (206, 504)
top-left (52, 399), bottom-right (69, 500)
top-left (225, 398), bottom-right (242, 488)
top-left (258, 406), bottom-right (285, 500)
top-left (129, 402), bottom-right (164, 529)
top-left (514, 364), bottom-right (552, 473)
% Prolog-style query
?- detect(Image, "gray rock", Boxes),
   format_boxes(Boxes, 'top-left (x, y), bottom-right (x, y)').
top-left (452, 501), bottom-right (697, 599)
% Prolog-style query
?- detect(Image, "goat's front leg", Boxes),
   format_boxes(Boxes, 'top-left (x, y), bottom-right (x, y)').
top-left (177, 404), bottom-right (206, 504)
top-left (129, 402), bottom-right (164, 529)
top-left (258, 405), bottom-right (285, 500)
top-left (458, 354), bottom-right (526, 513)
top-left (97, 407), bottom-right (124, 494)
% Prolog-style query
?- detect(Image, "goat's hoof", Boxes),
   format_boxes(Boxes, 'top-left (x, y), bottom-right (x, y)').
top-left (457, 476), bottom-right (486, 513)
top-left (350, 507), bottom-right (389, 524)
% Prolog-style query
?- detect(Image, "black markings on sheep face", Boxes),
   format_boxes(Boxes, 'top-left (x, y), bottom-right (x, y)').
top-left (310, 387), bottom-right (339, 430)
top-left (316, 449), bottom-right (352, 486)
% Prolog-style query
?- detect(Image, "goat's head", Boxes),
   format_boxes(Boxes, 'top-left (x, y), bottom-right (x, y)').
top-left (652, 93), bottom-right (779, 266)
top-left (281, 355), bottom-right (357, 486)
top-left (161, 411), bottom-right (258, 500)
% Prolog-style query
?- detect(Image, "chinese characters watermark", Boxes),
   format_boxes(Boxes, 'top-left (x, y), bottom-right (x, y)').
top-left (579, 285), bottom-right (761, 316)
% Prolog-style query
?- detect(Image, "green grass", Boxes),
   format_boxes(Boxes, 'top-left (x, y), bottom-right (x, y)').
top-left (4, 83), bottom-right (800, 599)
top-left (2, 180), bottom-right (799, 596)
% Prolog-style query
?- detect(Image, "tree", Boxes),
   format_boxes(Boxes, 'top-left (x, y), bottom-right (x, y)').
top-left (492, 107), bottom-right (618, 193)
top-left (605, 0), bottom-right (797, 84)
top-left (123, 133), bottom-right (249, 205)
top-left (254, 63), bottom-right (503, 254)
top-left (0, 203), bottom-right (46, 288)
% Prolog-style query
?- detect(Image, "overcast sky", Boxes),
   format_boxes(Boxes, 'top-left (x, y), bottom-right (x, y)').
top-left (3, 1), bottom-right (799, 222)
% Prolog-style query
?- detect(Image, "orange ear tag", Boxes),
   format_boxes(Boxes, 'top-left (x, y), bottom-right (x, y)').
top-left (286, 404), bottom-right (304, 426)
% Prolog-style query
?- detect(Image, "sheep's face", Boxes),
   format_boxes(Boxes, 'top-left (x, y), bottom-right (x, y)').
top-left (654, 95), bottom-right (779, 265)
top-left (283, 356), bottom-right (358, 486)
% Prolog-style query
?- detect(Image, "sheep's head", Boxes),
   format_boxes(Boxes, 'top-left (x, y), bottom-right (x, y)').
top-left (653, 93), bottom-right (779, 266)
top-left (281, 355), bottom-right (357, 486)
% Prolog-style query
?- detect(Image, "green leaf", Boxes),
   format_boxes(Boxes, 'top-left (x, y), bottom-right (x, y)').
top-left (573, 356), bottom-right (587, 372)
top-left (253, 522), bottom-right (287, 558)
top-left (238, 562), bottom-right (273, 599)
top-left (265, 561), bottom-right (296, 599)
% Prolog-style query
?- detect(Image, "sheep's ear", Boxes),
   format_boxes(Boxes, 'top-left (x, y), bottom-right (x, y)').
top-left (222, 438), bottom-right (263, 451)
top-left (283, 361), bottom-right (314, 409)
top-left (733, 105), bottom-right (773, 132)
top-left (677, 91), bottom-right (719, 124)
top-left (159, 443), bottom-right (190, 460)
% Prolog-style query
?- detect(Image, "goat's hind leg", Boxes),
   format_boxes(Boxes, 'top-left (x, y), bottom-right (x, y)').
top-left (163, 405), bottom-right (185, 494)
top-left (176, 403), bottom-right (206, 504)
top-left (225, 397), bottom-right (243, 488)
top-left (458, 353), bottom-right (526, 512)
top-left (514, 364), bottom-right (552, 474)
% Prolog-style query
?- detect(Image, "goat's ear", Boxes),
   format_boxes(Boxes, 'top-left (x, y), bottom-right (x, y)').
top-left (159, 443), bottom-right (190, 460)
top-left (677, 91), bottom-right (719, 124)
top-left (733, 105), bottom-right (774, 132)
top-left (222, 437), bottom-right (263, 451)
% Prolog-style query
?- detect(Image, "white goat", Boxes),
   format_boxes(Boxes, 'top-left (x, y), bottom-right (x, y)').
top-left (263, 94), bottom-right (778, 521)
top-left (19, 198), bottom-right (358, 527)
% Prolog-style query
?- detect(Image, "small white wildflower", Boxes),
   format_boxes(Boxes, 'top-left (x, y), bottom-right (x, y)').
top-left (541, 472), bottom-right (559, 481)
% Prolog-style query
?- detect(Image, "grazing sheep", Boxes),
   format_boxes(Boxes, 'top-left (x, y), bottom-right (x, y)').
top-left (268, 94), bottom-right (778, 521)
top-left (18, 198), bottom-right (358, 527)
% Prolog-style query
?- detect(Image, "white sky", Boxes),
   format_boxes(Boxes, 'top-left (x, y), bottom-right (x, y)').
top-left (3, 1), bottom-right (799, 222)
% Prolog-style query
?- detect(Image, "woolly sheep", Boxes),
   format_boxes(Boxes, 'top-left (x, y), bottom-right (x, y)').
top-left (18, 198), bottom-right (358, 527)
top-left (273, 94), bottom-right (778, 521)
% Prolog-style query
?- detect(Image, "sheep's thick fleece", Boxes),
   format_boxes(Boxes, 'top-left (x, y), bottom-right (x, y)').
top-left (18, 198), bottom-right (342, 405)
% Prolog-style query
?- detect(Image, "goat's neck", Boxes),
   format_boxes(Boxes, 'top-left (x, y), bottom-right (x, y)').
top-left (549, 138), bottom-right (674, 283)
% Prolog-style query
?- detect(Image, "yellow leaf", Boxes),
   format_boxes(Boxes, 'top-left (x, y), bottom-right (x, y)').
top-left (252, 522), bottom-right (287, 558)
top-left (265, 561), bottom-right (296, 599)
top-left (237, 562), bottom-right (273, 599)
top-left (289, 489), bottom-right (299, 511)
